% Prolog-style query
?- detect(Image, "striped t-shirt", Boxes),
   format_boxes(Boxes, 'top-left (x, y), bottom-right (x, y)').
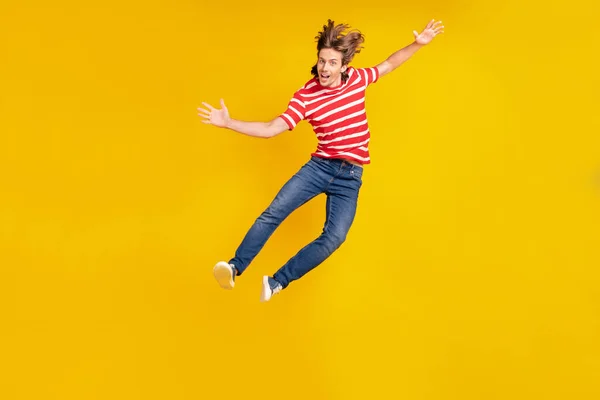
top-left (279, 66), bottom-right (379, 165)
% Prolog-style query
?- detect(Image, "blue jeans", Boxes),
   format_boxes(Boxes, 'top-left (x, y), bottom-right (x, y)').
top-left (229, 156), bottom-right (364, 289)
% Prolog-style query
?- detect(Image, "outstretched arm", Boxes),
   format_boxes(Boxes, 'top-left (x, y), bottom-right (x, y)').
top-left (198, 99), bottom-right (288, 139)
top-left (376, 19), bottom-right (444, 78)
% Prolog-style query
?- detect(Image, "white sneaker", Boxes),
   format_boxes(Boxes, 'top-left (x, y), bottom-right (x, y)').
top-left (260, 276), bottom-right (282, 302)
top-left (213, 261), bottom-right (236, 290)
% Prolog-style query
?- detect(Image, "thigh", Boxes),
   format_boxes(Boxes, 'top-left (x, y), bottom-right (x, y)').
top-left (265, 162), bottom-right (326, 217)
top-left (323, 167), bottom-right (363, 236)
top-left (323, 191), bottom-right (359, 239)
top-left (323, 192), bottom-right (358, 241)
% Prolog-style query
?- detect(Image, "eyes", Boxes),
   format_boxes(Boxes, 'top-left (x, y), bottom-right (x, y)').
top-left (319, 59), bottom-right (338, 66)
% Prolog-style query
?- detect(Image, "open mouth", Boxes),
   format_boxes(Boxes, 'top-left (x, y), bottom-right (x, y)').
top-left (321, 74), bottom-right (330, 80)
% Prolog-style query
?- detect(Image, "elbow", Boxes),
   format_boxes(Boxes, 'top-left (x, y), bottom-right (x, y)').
top-left (263, 123), bottom-right (278, 139)
top-left (263, 118), bottom-right (287, 138)
top-left (262, 129), bottom-right (275, 139)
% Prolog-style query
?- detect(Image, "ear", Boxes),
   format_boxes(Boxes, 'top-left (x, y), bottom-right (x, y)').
top-left (341, 65), bottom-right (347, 72)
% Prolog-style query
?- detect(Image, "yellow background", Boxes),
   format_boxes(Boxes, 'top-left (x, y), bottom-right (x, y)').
top-left (1, 0), bottom-right (599, 399)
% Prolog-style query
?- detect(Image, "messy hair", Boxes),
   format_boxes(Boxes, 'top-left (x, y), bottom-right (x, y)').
top-left (311, 19), bottom-right (365, 82)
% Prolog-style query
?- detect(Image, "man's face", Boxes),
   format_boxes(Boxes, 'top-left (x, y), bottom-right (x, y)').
top-left (317, 48), bottom-right (346, 87)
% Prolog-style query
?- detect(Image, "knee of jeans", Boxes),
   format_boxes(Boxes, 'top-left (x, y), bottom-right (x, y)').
top-left (323, 230), bottom-right (347, 251)
top-left (258, 205), bottom-right (285, 224)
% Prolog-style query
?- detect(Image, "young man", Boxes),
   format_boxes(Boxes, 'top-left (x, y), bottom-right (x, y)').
top-left (198, 19), bottom-right (444, 302)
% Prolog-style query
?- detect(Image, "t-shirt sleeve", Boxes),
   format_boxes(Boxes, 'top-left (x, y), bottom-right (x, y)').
top-left (279, 90), bottom-right (306, 130)
top-left (356, 66), bottom-right (380, 87)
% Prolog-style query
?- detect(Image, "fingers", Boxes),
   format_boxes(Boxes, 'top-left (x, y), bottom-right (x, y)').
top-left (202, 101), bottom-right (216, 111)
top-left (434, 20), bottom-right (444, 34)
top-left (198, 110), bottom-right (211, 119)
top-left (197, 106), bottom-right (211, 116)
top-left (420, 20), bottom-right (445, 39)
top-left (426, 19), bottom-right (444, 31)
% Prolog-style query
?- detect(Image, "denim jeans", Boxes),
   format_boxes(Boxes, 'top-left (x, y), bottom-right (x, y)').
top-left (229, 156), bottom-right (364, 289)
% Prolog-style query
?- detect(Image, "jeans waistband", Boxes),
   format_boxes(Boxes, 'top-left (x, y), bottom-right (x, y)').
top-left (310, 156), bottom-right (363, 169)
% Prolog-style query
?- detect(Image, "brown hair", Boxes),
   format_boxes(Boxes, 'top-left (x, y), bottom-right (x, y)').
top-left (310, 19), bottom-right (365, 82)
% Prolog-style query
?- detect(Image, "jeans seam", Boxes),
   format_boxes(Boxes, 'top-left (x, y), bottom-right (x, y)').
top-left (325, 162), bottom-right (344, 192)
top-left (323, 195), bottom-right (332, 233)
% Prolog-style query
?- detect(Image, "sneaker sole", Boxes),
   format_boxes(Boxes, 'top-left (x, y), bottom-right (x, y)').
top-left (260, 275), bottom-right (270, 302)
top-left (213, 261), bottom-right (234, 290)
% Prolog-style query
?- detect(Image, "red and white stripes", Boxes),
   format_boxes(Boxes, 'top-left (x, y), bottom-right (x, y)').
top-left (280, 66), bottom-right (379, 165)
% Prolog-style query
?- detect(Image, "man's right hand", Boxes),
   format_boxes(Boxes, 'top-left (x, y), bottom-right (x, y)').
top-left (198, 99), bottom-right (231, 128)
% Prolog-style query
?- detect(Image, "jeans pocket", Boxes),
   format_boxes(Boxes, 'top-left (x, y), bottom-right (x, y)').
top-left (350, 168), bottom-right (363, 182)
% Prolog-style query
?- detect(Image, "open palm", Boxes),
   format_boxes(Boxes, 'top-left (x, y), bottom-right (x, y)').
top-left (413, 19), bottom-right (444, 45)
top-left (198, 99), bottom-right (230, 128)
